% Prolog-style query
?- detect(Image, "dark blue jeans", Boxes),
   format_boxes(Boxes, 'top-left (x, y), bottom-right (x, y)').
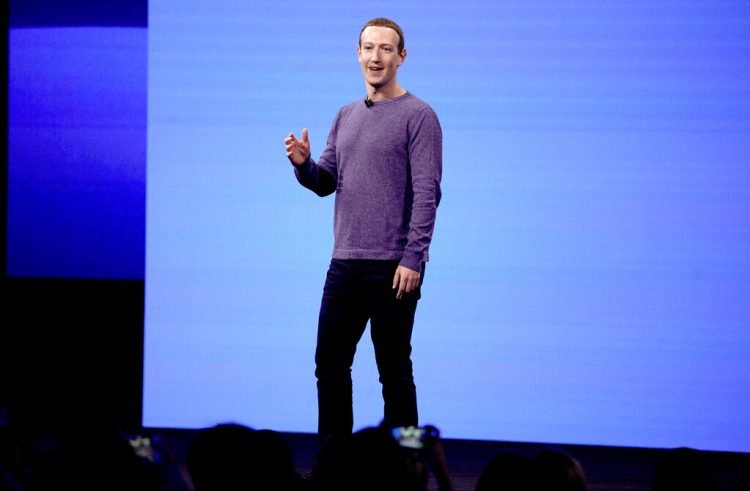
top-left (315, 258), bottom-right (424, 441)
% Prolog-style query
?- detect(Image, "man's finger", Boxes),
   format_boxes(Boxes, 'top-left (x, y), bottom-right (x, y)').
top-left (396, 285), bottom-right (405, 299)
top-left (399, 274), bottom-right (410, 299)
top-left (302, 128), bottom-right (309, 143)
top-left (406, 276), bottom-right (416, 293)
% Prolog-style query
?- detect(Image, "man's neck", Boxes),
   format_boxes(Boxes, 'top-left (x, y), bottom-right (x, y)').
top-left (366, 83), bottom-right (407, 102)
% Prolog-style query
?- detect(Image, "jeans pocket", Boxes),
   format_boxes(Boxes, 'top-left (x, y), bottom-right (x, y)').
top-left (322, 259), bottom-right (349, 299)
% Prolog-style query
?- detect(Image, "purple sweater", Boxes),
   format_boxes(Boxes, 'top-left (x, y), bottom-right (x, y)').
top-left (295, 92), bottom-right (442, 272)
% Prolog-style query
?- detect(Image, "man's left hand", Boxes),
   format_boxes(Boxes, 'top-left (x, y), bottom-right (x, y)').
top-left (392, 265), bottom-right (420, 300)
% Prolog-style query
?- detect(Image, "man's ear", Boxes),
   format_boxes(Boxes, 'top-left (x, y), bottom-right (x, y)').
top-left (398, 48), bottom-right (407, 67)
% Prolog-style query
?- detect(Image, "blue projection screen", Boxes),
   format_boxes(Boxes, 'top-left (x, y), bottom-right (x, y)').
top-left (144, 1), bottom-right (750, 452)
top-left (8, 25), bottom-right (146, 279)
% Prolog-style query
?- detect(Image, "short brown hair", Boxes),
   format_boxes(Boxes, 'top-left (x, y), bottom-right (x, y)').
top-left (359, 17), bottom-right (405, 53)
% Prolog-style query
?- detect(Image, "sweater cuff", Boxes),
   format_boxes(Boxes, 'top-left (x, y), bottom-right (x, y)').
top-left (293, 157), bottom-right (313, 181)
top-left (292, 156), bottom-right (312, 168)
top-left (399, 252), bottom-right (423, 273)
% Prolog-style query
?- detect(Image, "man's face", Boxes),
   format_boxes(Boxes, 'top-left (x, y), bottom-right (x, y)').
top-left (357, 26), bottom-right (405, 90)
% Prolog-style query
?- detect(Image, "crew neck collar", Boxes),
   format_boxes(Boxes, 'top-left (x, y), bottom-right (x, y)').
top-left (368, 91), bottom-right (411, 106)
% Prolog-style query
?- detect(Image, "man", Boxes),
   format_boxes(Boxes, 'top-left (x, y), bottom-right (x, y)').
top-left (284, 17), bottom-right (442, 443)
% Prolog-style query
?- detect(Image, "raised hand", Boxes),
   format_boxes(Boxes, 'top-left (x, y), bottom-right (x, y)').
top-left (285, 128), bottom-right (311, 166)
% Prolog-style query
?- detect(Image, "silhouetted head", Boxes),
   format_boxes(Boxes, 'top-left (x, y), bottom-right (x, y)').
top-left (312, 424), bottom-right (429, 491)
top-left (186, 423), bottom-right (300, 491)
top-left (352, 425), bottom-right (429, 491)
top-left (475, 451), bottom-right (530, 491)
top-left (528, 449), bottom-right (587, 491)
top-left (31, 425), bottom-right (162, 491)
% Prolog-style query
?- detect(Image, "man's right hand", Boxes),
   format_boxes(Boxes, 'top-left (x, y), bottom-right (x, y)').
top-left (285, 128), bottom-right (311, 166)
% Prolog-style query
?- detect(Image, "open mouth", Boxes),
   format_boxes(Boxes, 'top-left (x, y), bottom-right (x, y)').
top-left (368, 66), bottom-right (384, 72)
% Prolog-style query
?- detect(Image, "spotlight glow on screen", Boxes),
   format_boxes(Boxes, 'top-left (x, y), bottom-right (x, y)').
top-left (144, 1), bottom-right (750, 451)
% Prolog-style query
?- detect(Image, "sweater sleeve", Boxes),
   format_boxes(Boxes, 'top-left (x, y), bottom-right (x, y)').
top-left (400, 106), bottom-right (443, 272)
top-left (293, 110), bottom-right (340, 197)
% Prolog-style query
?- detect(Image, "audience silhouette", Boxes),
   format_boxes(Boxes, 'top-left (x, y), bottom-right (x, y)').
top-left (186, 422), bottom-right (304, 491)
top-left (527, 449), bottom-right (588, 491)
top-left (474, 448), bottom-right (587, 491)
top-left (310, 422), bottom-right (453, 491)
top-left (474, 451), bottom-right (530, 491)
top-left (1, 407), bottom-right (740, 491)
top-left (20, 424), bottom-right (161, 491)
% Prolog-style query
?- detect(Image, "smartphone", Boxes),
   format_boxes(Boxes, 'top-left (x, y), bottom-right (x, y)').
top-left (391, 425), bottom-right (439, 449)
top-left (127, 434), bottom-right (159, 463)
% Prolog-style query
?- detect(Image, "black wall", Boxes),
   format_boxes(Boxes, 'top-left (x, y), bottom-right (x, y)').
top-left (3, 279), bottom-right (144, 432)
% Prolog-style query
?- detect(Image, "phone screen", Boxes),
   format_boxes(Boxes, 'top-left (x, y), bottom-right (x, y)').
top-left (392, 426), bottom-right (426, 449)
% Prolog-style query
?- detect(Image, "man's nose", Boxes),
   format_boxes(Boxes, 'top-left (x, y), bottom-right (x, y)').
top-left (371, 49), bottom-right (380, 61)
